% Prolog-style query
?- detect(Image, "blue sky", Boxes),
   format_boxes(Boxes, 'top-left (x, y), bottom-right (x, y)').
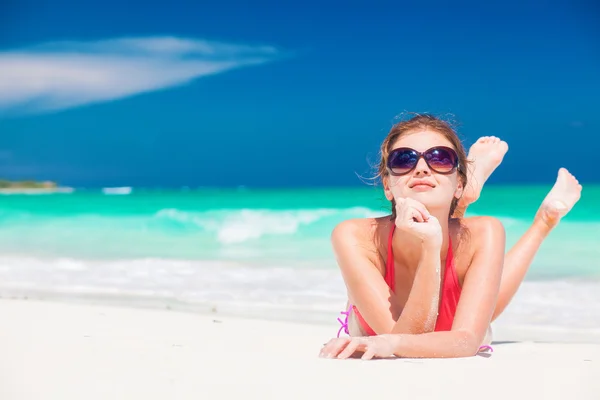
top-left (0, 0), bottom-right (598, 187)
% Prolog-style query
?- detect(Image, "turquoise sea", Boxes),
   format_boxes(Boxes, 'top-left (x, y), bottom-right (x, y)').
top-left (1, 185), bottom-right (599, 331)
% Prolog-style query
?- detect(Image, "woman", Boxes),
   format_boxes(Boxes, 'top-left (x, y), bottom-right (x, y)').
top-left (319, 114), bottom-right (582, 360)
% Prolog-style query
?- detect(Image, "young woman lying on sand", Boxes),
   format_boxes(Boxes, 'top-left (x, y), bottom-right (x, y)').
top-left (319, 114), bottom-right (582, 360)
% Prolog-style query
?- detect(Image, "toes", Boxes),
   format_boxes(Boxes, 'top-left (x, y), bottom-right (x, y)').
top-left (475, 136), bottom-right (508, 148)
top-left (557, 168), bottom-right (582, 187)
top-left (558, 168), bottom-right (568, 179)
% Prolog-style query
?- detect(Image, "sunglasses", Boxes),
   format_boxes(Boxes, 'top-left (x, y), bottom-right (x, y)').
top-left (387, 146), bottom-right (459, 176)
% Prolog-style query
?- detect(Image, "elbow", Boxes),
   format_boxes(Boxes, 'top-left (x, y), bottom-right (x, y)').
top-left (454, 330), bottom-right (484, 357)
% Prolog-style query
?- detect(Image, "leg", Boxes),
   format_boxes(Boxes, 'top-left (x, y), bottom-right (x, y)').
top-left (453, 136), bottom-right (509, 218)
top-left (453, 138), bottom-right (582, 321)
top-left (491, 168), bottom-right (582, 321)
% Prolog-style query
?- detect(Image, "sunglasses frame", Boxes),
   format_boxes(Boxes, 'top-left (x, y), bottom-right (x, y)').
top-left (386, 146), bottom-right (460, 176)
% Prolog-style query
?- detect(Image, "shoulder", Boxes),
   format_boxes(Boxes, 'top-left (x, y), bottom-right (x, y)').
top-left (451, 216), bottom-right (506, 281)
top-left (459, 216), bottom-right (506, 261)
top-left (331, 217), bottom-right (377, 246)
top-left (462, 216), bottom-right (505, 241)
top-left (331, 217), bottom-right (389, 263)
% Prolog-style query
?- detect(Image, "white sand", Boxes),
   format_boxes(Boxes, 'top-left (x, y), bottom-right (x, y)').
top-left (1, 300), bottom-right (598, 400)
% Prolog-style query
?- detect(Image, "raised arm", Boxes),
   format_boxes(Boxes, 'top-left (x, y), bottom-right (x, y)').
top-left (389, 241), bottom-right (441, 334)
top-left (333, 198), bottom-right (445, 336)
top-left (323, 216), bottom-right (505, 359)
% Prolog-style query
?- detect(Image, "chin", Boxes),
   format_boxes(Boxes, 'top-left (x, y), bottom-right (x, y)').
top-left (403, 191), bottom-right (448, 209)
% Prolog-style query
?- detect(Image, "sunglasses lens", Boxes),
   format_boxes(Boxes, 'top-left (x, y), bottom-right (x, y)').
top-left (425, 147), bottom-right (458, 173)
top-left (388, 149), bottom-right (418, 175)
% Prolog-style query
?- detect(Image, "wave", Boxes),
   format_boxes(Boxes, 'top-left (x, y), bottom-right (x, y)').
top-left (1, 205), bottom-right (599, 276)
top-left (102, 187), bottom-right (133, 195)
top-left (0, 206), bottom-right (386, 261)
top-left (154, 207), bottom-right (385, 244)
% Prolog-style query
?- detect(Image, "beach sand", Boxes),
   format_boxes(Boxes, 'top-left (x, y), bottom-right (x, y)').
top-left (1, 299), bottom-right (598, 400)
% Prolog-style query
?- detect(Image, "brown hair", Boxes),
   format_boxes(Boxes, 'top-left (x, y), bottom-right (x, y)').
top-left (377, 113), bottom-right (469, 219)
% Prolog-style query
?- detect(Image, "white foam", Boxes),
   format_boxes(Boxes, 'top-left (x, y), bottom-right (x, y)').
top-left (102, 187), bottom-right (132, 195)
top-left (216, 209), bottom-right (334, 244)
top-left (0, 255), bottom-right (598, 331)
top-left (154, 207), bottom-right (385, 244)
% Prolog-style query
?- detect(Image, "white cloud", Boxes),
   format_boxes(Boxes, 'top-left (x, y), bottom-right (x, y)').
top-left (0, 36), bottom-right (280, 116)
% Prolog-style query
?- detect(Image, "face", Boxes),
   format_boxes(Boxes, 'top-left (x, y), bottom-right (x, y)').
top-left (383, 130), bottom-right (463, 212)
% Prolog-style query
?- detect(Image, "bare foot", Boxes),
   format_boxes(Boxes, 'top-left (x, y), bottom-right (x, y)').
top-left (535, 168), bottom-right (582, 231)
top-left (460, 136), bottom-right (509, 206)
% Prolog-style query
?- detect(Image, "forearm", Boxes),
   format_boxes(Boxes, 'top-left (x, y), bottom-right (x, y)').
top-left (391, 244), bottom-right (441, 334)
top-left (388, 329), bottom-right (481, 358)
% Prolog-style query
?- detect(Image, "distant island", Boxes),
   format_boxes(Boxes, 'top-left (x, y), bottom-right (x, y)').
top-left (0, 179), bottom-right (57, 189)
top-left (0, 179), bottom-right (73, 194)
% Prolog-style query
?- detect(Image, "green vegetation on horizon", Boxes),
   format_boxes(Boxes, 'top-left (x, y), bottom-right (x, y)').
top-left (0, 179), bottom-right (57, 189)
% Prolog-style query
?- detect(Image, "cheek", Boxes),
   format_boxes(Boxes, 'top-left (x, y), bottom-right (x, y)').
top-left (387, 177), bottom-right (408, 193)
top-left (439, 176), bottom-right (460, 196)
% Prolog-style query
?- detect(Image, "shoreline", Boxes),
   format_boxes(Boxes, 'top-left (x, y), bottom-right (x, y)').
top-left (1, 266), bottom-right (599, 336)
top-left (1, 298), bottom-right (598, 400)
top-left (2, 290), bottom-right (599, 345)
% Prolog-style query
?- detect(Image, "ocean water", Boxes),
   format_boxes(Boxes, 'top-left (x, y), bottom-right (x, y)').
top-left (1, 185), bottom-right (599, 331)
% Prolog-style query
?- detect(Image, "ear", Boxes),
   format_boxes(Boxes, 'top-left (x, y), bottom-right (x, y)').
top-left (454, 178), bottom-right (464, 200)
top-left (383, 176), bottom-right (394, 201)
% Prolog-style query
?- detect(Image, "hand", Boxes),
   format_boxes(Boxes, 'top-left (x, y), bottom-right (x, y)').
top-left (319, 335), bottom-right (398, 360)
top-left (395, 198), bottom-right (442, 247)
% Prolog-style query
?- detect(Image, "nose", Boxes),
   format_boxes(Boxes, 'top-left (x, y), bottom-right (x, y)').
top-left (413, 157), bottom-right (431, 176)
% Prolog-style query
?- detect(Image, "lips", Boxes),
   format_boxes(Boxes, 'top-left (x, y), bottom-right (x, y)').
top-left (409, 181), bottom-right (435, 188)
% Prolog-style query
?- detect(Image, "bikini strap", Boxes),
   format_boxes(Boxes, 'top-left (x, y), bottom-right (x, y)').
top-left (444, 235), bottom-right (460, 290)
top-left (336, 305), bottom-right (351, 338)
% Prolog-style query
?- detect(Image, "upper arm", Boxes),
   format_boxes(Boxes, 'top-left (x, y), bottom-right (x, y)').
top-left (452, 217), bottom-right (505, 345)
top-left (331, 219), bottom-right (396, 334)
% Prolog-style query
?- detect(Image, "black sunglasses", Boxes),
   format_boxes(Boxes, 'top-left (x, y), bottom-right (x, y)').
top-left (387, 146), bottom-right (459, 176)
